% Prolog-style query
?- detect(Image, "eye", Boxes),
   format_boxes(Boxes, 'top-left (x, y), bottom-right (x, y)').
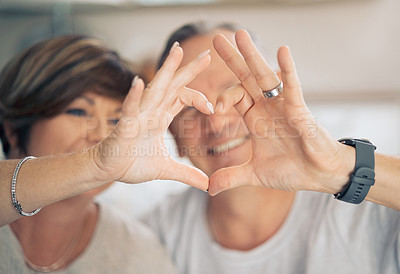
top-left (108, 119), bottom-right (119, 126)
top-left (66, 108), bottom-right (87, 117)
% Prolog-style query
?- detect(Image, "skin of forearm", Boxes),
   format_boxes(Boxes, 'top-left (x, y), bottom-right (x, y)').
top-left (366, 153), bottom-right (400, 211)
top-left (310, 146), bottom-right (399, 211)
top-left (0, 149), bottom-right (108, 227)
top-left (0, 160), bottom-right (21, 226)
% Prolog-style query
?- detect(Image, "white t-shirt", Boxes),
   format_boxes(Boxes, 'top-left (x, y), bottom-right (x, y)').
top-left (142, 188), bottom-right (400, 274)
top-left (0, 199), bottom-right (177, 274)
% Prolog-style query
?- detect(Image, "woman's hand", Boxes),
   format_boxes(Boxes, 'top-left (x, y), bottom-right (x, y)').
top-left (208, 30), bottom-right (355, 196)
top-left (91, 44), bottom-right (213, 190)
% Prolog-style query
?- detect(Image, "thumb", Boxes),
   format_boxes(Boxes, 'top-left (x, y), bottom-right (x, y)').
top-left (159, 159), bottom-right (209, 191)
top-left (208, 163), bottom-right (254, 196)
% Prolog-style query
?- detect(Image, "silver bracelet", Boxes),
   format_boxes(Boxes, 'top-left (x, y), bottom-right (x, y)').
top-left (11, 156), bottom-right (42, 216)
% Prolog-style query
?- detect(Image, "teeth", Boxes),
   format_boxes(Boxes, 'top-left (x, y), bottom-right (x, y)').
top-left (210, 136), bottom-right (249, 155)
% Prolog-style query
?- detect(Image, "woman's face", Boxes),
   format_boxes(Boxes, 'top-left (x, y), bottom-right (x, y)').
top-left (27, 92), bottom-right (122, 156)
top-left (26, 91), bottom-right (122, 195)
top-left (170, 30), bottom-right (252, 176)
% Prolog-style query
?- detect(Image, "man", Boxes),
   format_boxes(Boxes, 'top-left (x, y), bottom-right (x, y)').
top-left (143, 22), bottom-right (400, 274)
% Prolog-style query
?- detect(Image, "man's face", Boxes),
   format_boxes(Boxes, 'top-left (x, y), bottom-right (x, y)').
top-left (170, 30), bottom-right (252, 176)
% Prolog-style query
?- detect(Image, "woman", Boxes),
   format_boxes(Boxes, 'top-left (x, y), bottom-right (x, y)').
top-left (0, 34), bottom-right (213, 273)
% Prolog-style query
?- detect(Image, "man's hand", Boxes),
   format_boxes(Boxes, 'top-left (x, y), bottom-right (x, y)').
top-left (208, 30), bottom-right (355, 196)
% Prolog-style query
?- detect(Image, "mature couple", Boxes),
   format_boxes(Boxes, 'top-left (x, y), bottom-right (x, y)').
top-left (0, 22), bottom-right (399, 273)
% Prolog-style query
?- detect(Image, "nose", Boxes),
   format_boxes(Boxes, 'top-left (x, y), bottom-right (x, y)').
top-left (204, 114), bottom-right (229, 138)
top-left (86, 117), bottom-right (109, 145)
top-left (204, 108), bottom-right (242, 139)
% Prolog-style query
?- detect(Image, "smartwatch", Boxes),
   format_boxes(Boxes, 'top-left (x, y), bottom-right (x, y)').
top-left (334, 138), bottom-right (376, 204)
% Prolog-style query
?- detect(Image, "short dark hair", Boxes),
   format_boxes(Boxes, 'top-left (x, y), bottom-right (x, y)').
top-left (0, 35), bottom-right (134, 157)
top-left (157, 21), bottom-right (242, 70)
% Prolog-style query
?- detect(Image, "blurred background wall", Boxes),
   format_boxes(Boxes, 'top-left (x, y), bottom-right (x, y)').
top-left (1, 0), bottom-right (399, 216)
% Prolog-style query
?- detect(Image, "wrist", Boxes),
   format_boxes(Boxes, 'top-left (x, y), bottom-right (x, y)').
top-left (332, 143), bottom-right (357, 193)
top-left (334, 138), bottom-right (376, 204)
top-left (315, 143), bottom-right (356, 195)
top-left (13, 150), bottom-right (110, 213)
top-left (85, 145), bottom-right (114, 184)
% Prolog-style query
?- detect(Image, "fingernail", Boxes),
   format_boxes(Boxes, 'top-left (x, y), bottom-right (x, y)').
top-left (206, 102), bottom-right (214, 114)
top-left (215, 102), bottom-right (223, 113)
top-left (131, 75), bottom-right (139, 87)
top-left (197, 49), bottom-right (210, 59)
top-left (169, 41), bottom-right (179, 54)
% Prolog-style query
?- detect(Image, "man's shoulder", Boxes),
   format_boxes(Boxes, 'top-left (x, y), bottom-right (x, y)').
top-left (95, 199), bottom-right (170, 247)
top-left (140, 188), bottom-right (207, 243)
top-left (142, 188), bottom-right (206, 219)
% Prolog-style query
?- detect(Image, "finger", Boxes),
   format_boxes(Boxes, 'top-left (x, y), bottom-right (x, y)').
top-left (235, 30), bottom-right (281, 96)
top-left (208, 163), bottom-right (256, 196)
top-left (277, 46), bottom-right (305, 107)
top-left (168, 87), bottom-right (214, 117)
top-left (142, 43), bottom-right (184, 108)
top-left (121, 76), bottom-right (145, 117)
top-left (214, 84), bottom-right (254, 116)
top-left (213, 34), bottom-right (263, 101)
top-left (115, 77), bottom-right (144, 139)
top-left (151, 42), bottom-right (183, 92)
top-left (160, 159), bottom-right (209, 191)
top-left (162, 50), bottom-right (211, 106)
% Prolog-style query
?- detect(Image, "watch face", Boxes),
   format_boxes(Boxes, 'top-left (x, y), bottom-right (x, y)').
top-left (357, 138), bottom-right (374, 144)
top-left (338, 138), bottom-right (376, 149)
top-left (338, 138), bottom-right (357, 146)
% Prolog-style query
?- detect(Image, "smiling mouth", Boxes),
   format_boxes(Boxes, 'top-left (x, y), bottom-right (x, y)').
top-left (208, 135), bottom-right (250, 155)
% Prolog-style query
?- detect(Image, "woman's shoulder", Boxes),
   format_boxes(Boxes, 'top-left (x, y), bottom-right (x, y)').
top-left (140, 188), bottom-right (207, 227)
top-left (69, 200), bottom-right (177, 274)
top-left (95, 199), bottom-right (161, 242)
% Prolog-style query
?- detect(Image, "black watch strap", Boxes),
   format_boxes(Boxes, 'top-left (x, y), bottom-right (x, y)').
top-left (335, 139), bottom-right (376, 204)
